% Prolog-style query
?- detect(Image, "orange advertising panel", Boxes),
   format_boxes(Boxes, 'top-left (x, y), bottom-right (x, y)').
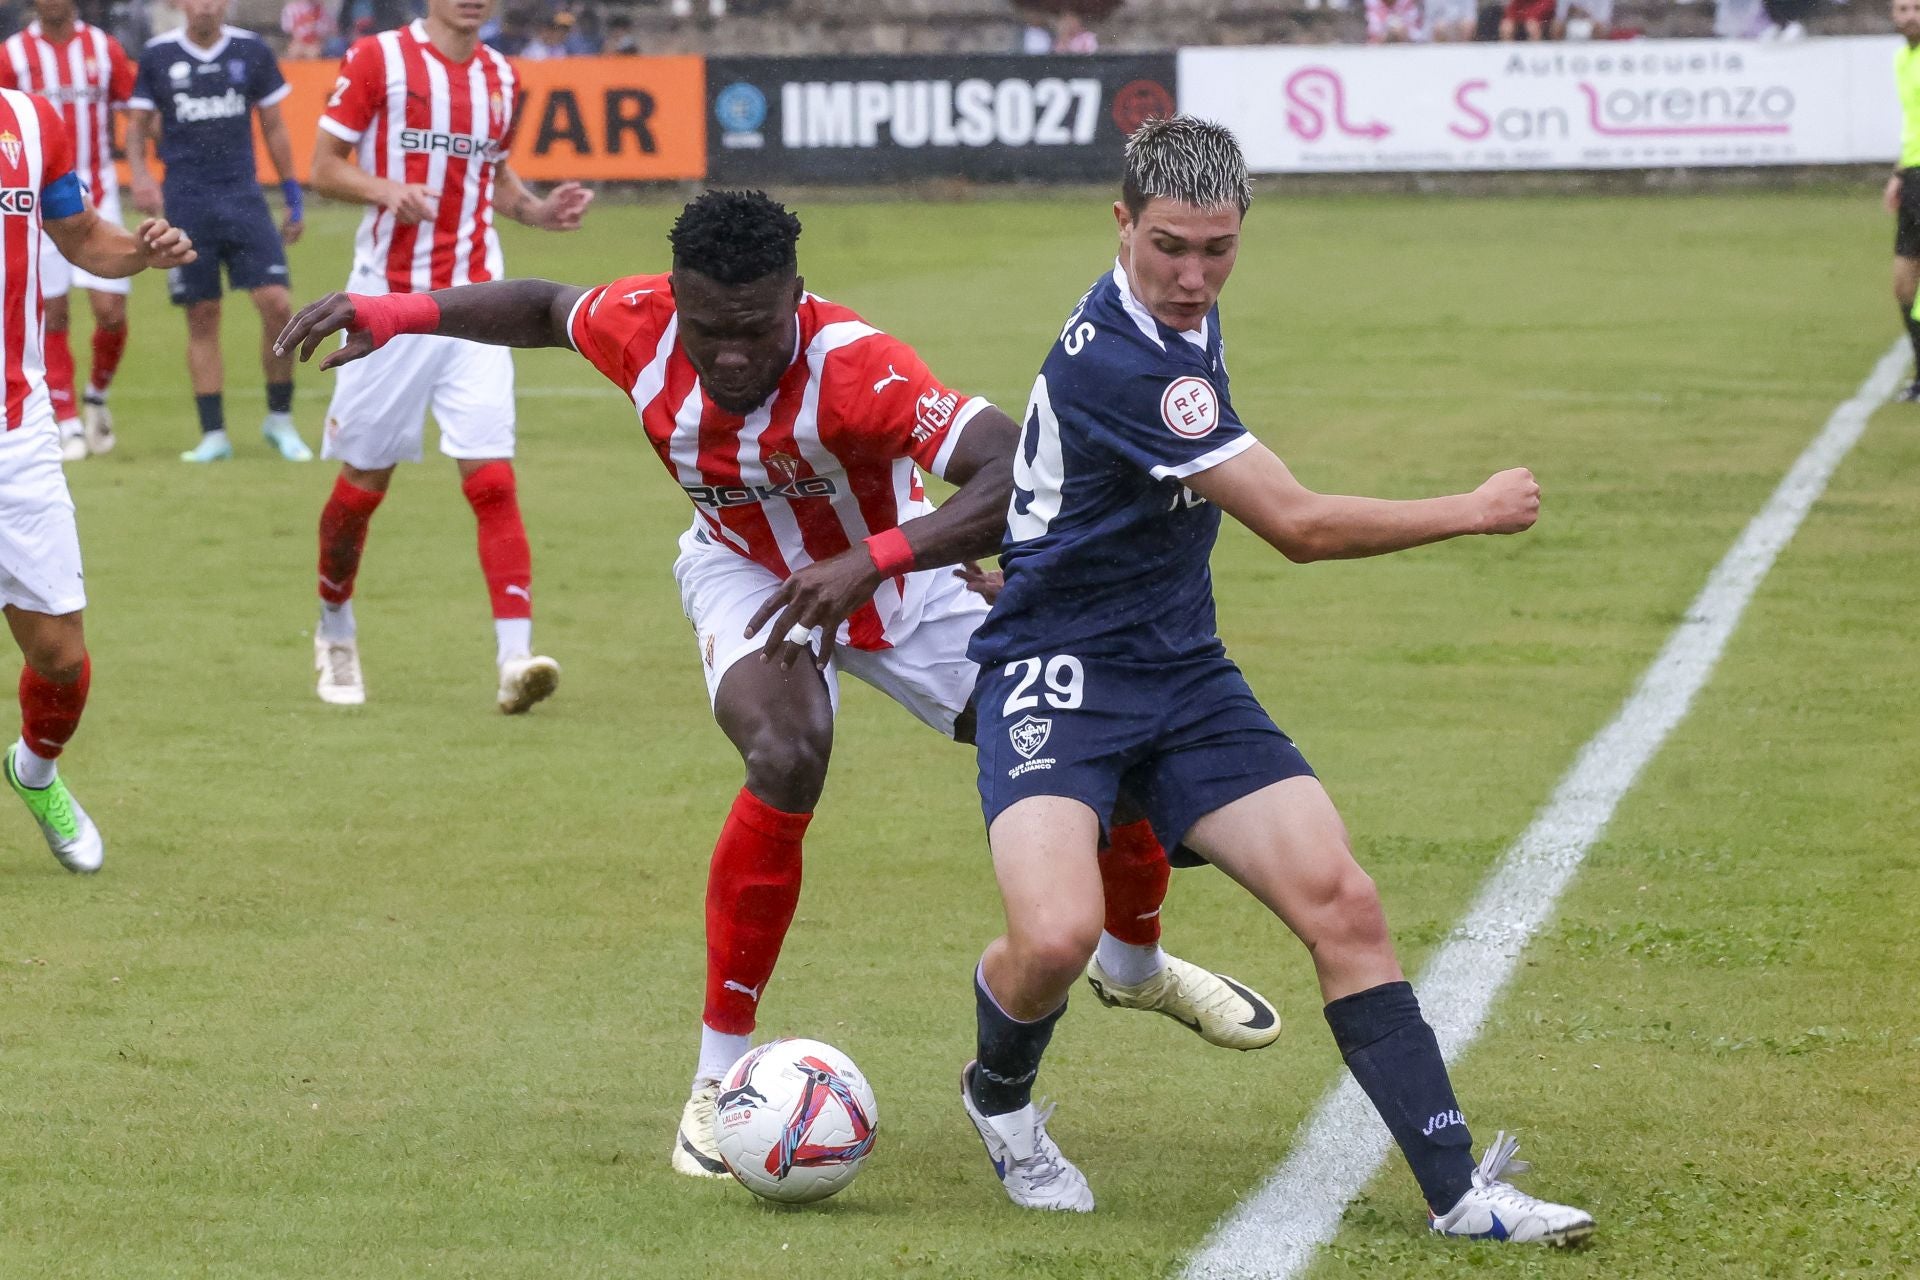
top-left (251, 54), bottom-right (707, 183)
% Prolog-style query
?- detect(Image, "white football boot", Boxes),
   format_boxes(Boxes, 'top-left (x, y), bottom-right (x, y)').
top-left (1430, 1131), bottom-right (1595, 1246)
top-left (82, 397), bottom-right (115, 455)
top-left (496, 654), bottom-right (560, 715)
top-left (960, 1063), bottom-right (1094, 1212)
top-left (56, 418), bottom-right (86, 462)
top-left (670, 1082), bottom-right (730, 1179)
top-left (1085, 953), bottom-right (1281, 1051)
top-left (314, 635), bottom-right (366, 706)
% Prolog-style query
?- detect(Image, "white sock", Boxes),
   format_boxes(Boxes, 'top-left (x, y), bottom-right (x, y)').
top-left (696, 1024), bottom-right (750, 1086)
top-left (318, 600), bottom-right (356, 644)
top-left (1096, 931), bottom-right (1167, 986)
top-left (495, 617), bottom-right (532, 667)
top-left (11, 737), bottom-right (56, 789)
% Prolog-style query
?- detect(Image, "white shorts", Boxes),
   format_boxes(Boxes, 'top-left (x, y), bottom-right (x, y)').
top-left (673, 525), bottom-right (989, 737)
top-left (1425, 0), bottom-right (1478, 24)
top-left (38, 184), bottom-right (132, 299)
top-left (321, 331), bottom-right (516, 470)
top-left (0, 415), bottom-right (85, 616)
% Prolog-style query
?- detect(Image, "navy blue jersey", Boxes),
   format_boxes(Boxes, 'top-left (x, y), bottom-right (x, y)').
top-left (968, 262), bottom-right (1257, 669)
top-left (130, 26), bottom-right (287, 190)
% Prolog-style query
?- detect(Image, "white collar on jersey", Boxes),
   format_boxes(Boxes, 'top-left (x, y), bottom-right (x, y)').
top-left (168, 24), bottom-right (248, 61)
top-left (1112, 259), bottom-right (1209, 351)
top-left (26, 20), bottom-right (92, 40)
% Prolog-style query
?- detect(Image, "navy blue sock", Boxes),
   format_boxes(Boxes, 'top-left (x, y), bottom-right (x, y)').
top-left (969, 963), bottom-right (1064, 1116)
top-left (195, 393), bottom-right (225, 436)
top-left (266, 381), bottom-right (293, 415)
top-left (1324, 980), bottom-right (1477, 1213)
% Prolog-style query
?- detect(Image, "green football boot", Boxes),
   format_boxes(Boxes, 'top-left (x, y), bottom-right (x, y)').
top-left (6, 744), bottom-right (102, 873)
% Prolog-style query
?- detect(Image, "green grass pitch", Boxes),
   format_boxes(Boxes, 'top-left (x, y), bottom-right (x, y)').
top-left (1, 189), bottom-right (1915, 1279)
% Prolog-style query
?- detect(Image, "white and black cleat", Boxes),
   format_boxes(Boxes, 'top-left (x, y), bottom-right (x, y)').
top-left (960, 1062), bottom-right (1094, 1212)
top-left (670, 1081), bottom-right (730, 1179)
top-left (1086, 952), bottom-right (1281, 1051)
top-left (1430, 1131), bottom-right (1595, 1246)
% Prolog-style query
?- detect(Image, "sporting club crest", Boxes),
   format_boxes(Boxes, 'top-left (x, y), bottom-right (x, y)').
top-left (765, 451), bottom-right (801, 484)
top-left (1008, 715), bottom-right (1051, 760)
top-left (0, 131), bottom-right (19, 168)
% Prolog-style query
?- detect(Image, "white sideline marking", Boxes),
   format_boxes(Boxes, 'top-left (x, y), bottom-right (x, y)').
top-left (1183, 339), bottom-right (1906, 1280)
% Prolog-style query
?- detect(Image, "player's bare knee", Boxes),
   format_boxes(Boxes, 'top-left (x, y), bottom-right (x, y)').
top-left (21, 633), bottom-right (86, 685)
top-left (1302, 868), bottom-right (1391, 960)
top-left (741, 732), bottom-right (831, 813)
top-left (1009, 912), bottom-right (1102, 987)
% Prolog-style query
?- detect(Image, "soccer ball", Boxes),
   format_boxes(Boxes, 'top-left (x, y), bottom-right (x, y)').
top-left (714, 1038), bottom-right (879, 1204)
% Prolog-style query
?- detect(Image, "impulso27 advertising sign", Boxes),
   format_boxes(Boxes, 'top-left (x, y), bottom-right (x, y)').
top-left (705, 54), bottom-right (1177, 183)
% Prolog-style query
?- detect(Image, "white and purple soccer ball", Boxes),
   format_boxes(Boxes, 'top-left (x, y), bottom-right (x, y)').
top-left (714, 1038), bottom-right (879, 1204)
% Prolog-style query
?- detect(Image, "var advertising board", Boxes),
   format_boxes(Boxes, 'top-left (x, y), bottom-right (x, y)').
top-left (1179, 37), bottom-right (1902, 172)
top-left (704, 54), bottom-right (1178, 183)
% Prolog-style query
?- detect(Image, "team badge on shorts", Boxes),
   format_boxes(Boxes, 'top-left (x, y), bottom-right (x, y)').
top-left (1009, 715), bottom-right (1051, 759)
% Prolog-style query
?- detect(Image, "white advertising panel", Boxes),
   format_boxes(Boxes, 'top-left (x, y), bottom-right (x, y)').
top-left (1180, 37), bottom-right (1902, 172)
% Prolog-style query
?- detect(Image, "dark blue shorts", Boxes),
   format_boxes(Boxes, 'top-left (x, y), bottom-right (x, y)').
top-left (163, 188), bottom-right (289, 305)
top-left (973, 652), bottom-right (1315, 858)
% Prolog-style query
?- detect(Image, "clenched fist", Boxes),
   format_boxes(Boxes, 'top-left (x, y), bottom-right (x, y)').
top-left (1474, 466), bottom-right (1541, 535)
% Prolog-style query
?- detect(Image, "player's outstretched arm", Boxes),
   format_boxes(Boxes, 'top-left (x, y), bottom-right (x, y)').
top-left (275, 280), bottom-right (586, 369)
top-left (1183, 439), bottom-right (1539, 563)
top-left (46, 212), bottom-right (195, 280)
top-left (745, 407), bottom-right (1021, 670)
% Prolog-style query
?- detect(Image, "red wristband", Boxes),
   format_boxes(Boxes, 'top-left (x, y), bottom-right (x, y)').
top-left (349, 291), bottom-right (441, 351)
top-left (864, 527), bottom-right (915, 578)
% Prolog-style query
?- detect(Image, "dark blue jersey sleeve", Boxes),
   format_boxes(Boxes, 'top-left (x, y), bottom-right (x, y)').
top-left (249, 42), bottom-right (288, 107)
top-left (129, 48), bottom-right (159, 110)
top-left (1052, 341), bottom-right (1253, 483)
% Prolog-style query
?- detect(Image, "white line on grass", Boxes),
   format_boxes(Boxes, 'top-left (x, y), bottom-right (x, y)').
top-left (1183, 339), bottom-right (1907, 1280)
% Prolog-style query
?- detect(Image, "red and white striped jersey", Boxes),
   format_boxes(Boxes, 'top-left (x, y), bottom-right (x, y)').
top-left (0, 88), bottom-right (75, 431)
top-left (0, 22), bottom-right (134, 213)
top-left (568, 274), bottom-right (991, 652)
top-left (319, 21), bottom-right (516, 296)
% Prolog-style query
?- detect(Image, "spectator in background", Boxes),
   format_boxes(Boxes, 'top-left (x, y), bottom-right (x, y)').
top-left (1500, 0), bottom-right (1553, 37)
top-left (563, 5), bottom-right (600, 53)
top-left (670, 0), bottom-right (725, 16)
top-left (486, 5), bottom-right (530, 51)
top-left (1713, 0), bottom-right (1769, 34)
top-left (1424, 0), bottom-right (1476, 39)
top-left (521, 8), bottom-right (571, 57)
top-left (604, 9), bottom-right (635, 52)
top-left (282, 0), bottom-right (328, 57)
top-left (1553, 0), bottom-right (1611, 35)
top-left (1367, 0), bottom-right (1424, 40)
top-left (1053, 10), bottom-right (1097, 50)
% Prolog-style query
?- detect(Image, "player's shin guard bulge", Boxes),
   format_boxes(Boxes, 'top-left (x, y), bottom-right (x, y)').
top-left (1099, 819), bottom-right (1169, 946)
top-left (703, 788), bottom-right (812, 1037)
top-left (9, 655), bottom-right (101, 873)
top-left (462, 462), bottom-right (533, 626)
top-left (318, 475), bottom-right (385, 606)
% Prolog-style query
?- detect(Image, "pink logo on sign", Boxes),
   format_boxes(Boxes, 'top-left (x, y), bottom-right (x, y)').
top-left (1576, 83), bottom-right (1789, 137)
top-left (1161, 377), bottom-right (1220, 439)
top-left (1284, 68), bottom-right (1391, 142)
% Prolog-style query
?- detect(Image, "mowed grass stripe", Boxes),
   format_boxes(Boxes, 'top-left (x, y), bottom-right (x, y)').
top-left (1184, 341), bottom-right (1907, 1280)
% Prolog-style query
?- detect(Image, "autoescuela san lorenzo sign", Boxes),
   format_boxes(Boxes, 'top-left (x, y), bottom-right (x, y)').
top-left (706, 54), bottom-right (1177, 183)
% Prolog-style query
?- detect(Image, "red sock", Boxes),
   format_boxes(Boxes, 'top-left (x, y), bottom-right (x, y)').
top-left (704, 788), bottom-right (812, 1035)
top-left (19, 654), bottom-right (90, 759)
top-left (88, 325), bottom-right (127, 396)
top-left (461, 461), bottom-right (532, 619)
top-left (1100, 819), bottom-right (1171, 946)
top-left (317, 475), bottom-right (385, 605)
top-left (45, 328), bottom-right (75, 421)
